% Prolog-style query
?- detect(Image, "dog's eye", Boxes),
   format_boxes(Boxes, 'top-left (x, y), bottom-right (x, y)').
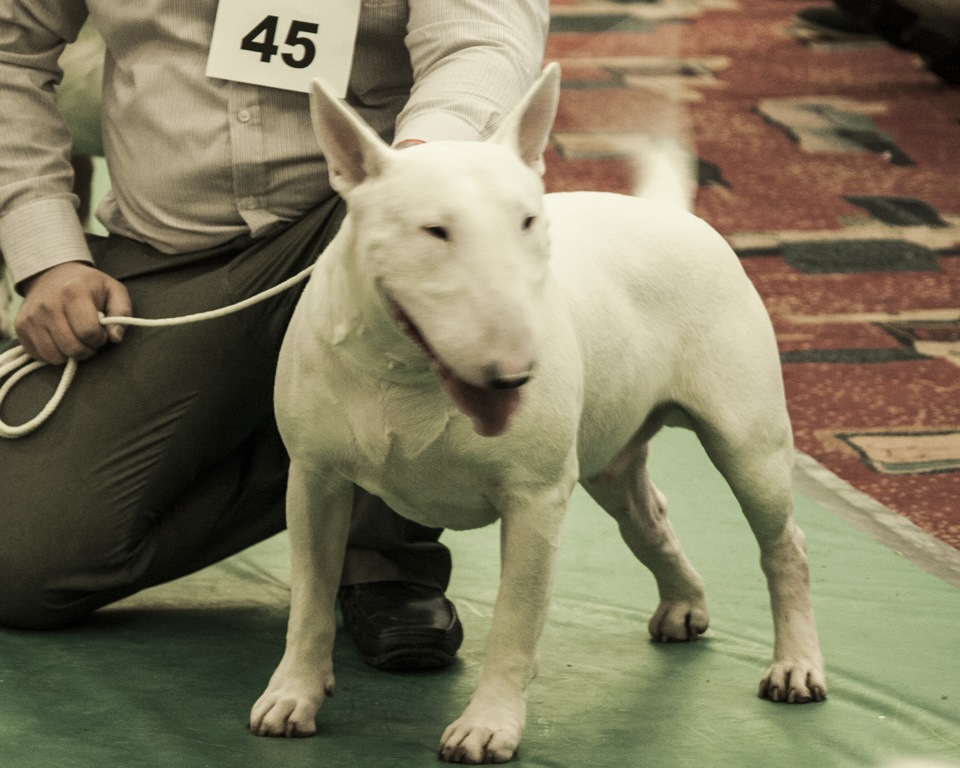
top-left (423, 225), bottom-right (450, 242)
top-left (522, 215), bottom-right (537, 231)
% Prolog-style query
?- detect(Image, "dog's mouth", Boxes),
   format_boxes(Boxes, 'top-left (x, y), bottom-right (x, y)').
top-left (386, 296), bottom-right (522, 438)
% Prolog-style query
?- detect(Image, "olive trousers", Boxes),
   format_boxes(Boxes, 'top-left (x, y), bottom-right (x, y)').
top-left (0, 199), bottom-right (451, 629)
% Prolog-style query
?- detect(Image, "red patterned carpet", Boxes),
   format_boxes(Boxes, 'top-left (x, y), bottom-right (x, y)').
top-left (544, 0), bottom-right (960, 548)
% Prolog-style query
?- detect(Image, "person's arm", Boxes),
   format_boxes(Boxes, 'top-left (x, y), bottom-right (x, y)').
top-left (395, 0), bottom-right (550, 145)
top-left (0, 1), bottom-right (91, 283)
top-left (0, 2), bottom-right (129, 363)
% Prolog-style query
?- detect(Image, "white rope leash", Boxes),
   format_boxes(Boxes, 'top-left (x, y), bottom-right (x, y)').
top-left (0, 262), bottom-right (314, 439)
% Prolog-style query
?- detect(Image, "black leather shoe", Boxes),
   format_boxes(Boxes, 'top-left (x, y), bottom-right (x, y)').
top-left (338, 582), bottom-right (464, 671)
top-left (794, 6), bottom-right (879, 39)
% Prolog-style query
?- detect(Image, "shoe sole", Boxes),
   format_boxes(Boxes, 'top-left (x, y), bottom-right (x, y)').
top-left (355, 621), bottom-right (464, 672)
top-left (360, 646), bottom-right (459, 672)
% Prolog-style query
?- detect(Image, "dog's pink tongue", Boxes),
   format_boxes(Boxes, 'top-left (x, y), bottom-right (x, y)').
top-left (435, 364), bottom-right (521, 437)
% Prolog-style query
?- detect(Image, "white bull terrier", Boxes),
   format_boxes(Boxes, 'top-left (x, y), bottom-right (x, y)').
top-left (250, 63), bottom-right (826, 763)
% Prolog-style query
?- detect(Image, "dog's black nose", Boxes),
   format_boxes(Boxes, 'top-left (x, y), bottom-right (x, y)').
top-left (489, 375), bottom-right (531, 389)
top-left (484, 364), bottom-right (534, 389)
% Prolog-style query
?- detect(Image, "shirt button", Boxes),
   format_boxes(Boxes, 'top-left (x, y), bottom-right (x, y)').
top-left (237, 110), bottom-right (251, 123)
top-left (240, 197), bottom-right (257, 210)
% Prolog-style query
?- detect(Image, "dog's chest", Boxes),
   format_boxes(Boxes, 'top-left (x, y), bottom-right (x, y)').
top-left (353, 426), bottom-right (505, 530)
top-left (328, 379), bottom-right (504, 529)
top-left (332, 374), bottom-right (449, 457)
top-left (361, 448), bottom-right (504, 530)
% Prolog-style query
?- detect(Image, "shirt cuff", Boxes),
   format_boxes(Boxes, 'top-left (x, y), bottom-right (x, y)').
top-left (0, 197), bottom-right (93, 289)
top-left (394, 111), bottom-right (484, 145)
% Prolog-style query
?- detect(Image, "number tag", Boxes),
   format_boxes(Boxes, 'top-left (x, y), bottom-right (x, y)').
top-left (206, 0), bottom-right (361, 96)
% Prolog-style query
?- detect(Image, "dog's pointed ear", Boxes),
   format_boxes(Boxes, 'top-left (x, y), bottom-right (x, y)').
top-left (310, 78), bottom-right (393, 195)
top-left (491, 62), bottom-right (560, 174)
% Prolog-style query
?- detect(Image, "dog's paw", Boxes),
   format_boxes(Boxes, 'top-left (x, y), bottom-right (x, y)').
top-left (249, 677), bottom-right (331, 738)
top-left (438, 720), bottom-right (521, 764)
top-left (438, 695), bottom-right (525, 764)
top-left (759, 660), bottom-right (827, 703)
top-left (648, 599), bottom-right (709, 642)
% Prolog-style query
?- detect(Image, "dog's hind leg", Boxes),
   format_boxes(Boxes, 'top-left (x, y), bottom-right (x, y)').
top-left (583, 434), bottom-right (709, 642)
top-left (691, 403), bottom-right (827, 703)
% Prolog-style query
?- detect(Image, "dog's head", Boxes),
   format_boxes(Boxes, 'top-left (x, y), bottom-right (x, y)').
top-left (309, 65), bottom-right (561, 437)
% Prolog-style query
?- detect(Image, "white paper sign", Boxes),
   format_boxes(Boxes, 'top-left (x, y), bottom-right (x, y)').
top-left (206, 0), bottom-right (361, 96)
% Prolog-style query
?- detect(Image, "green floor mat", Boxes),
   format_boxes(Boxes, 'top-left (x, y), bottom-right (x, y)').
top-left (1, 428), bottom-right (957, 767)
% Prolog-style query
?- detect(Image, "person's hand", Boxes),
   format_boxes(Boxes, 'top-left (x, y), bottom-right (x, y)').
top-left (15, 262), bottom-right (133, 365)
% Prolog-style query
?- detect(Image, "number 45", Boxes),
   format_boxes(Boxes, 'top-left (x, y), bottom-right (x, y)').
top-left (241, 15), bottom-right (319, 69)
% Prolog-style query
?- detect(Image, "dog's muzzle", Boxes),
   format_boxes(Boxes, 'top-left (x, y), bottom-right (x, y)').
top-left (384, 293), bottom-right (533, 437)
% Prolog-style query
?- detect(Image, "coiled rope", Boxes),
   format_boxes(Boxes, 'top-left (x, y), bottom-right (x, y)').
top-left (0, 262), bottom-right (314, 439)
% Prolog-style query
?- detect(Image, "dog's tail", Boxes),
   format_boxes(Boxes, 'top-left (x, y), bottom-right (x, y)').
top-left (633, 135), bottom-right (697, 213)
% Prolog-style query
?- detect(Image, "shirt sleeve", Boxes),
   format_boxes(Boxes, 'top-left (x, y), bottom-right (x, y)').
top-left (0, 1), bottom-right (93, 288)
top-left (396, 0), bottom-right (550, 144)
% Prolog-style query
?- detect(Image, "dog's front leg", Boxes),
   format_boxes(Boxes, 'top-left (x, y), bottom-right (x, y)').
top-left (250, 462), bottom-right (353, 737)
top-left (439, 485), bottom-right (570, 764)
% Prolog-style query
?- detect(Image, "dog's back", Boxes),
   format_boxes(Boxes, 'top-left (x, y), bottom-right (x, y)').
top-left (538, 190), bottom-right (782, 477)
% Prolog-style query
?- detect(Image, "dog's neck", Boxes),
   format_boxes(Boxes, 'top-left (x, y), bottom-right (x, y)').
top-left (310, 219), bottom-right (437, 386)
top-left (297, 218), bottom-right (458, 458)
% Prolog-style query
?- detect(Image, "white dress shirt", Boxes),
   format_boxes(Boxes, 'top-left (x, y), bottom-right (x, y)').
top-left (0, 0), bottom-right (549, 286)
